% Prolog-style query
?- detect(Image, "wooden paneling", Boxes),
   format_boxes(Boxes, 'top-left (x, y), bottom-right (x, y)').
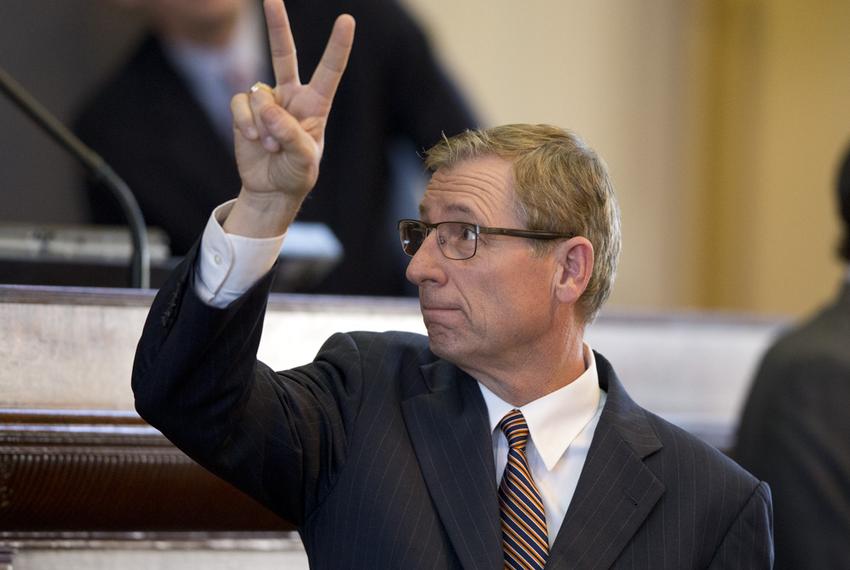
top-left (0, 409), bottom-right (292, 533)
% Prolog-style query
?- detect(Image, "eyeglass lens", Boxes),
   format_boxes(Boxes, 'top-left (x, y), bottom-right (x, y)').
top-left (399, 221), bottom-right (477, 260)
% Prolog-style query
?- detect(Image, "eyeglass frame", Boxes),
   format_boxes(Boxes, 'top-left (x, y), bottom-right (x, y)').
top-left (397, 218), bottom-right (576, 260)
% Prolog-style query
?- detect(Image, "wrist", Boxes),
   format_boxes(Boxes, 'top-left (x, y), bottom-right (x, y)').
top-left (222, 189), bottom-right (302, 238)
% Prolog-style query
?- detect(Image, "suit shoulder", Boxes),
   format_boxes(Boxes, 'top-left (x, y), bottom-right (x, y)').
top-left (643, 409), bottom-right (761, 490)
top-left (764, 296), bottom-right (849, 361)
top-left (753, 310), bottom-right (850, 398)
top-left (309, 331), bottom-right (439, 402)
top-left (321, 330), bottom-right (434, 363)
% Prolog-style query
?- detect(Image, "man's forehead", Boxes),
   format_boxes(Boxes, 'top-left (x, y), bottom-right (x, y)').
top-left (418, 156), bottom-right (515, 222)
top-left (418, 199), bottom-right (473, 215)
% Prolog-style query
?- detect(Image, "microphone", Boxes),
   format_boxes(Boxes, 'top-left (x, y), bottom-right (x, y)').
top-left (0, 65), bottom-right (150, 288)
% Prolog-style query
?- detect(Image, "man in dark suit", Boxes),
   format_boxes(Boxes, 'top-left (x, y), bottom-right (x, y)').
top-left (133, 1), bottom-right (773, 567)
top-left (734, 146), bottom-right (850, 569)
top-left (74, 0), bottom-right (476, 296)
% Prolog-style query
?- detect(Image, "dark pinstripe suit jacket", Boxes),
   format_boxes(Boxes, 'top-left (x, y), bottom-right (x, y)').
top-left (133, 257), bottom-right (774, 569)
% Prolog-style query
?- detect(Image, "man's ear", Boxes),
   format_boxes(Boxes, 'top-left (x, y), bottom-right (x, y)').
top-left (553, 237), bottom-right (594, 305)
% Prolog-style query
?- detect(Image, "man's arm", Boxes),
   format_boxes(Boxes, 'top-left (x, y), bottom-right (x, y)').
top-left (132, 0), bottom-right (357, 523)
top-left (133, 258), bottom-right (368, 523)
top-left (192, 0), bottom-right (355, 304)
top-left (224, 0), bottom-right (354, 239)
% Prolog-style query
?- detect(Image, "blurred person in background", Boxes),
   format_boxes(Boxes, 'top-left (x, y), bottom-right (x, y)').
top-left (73, 0), bottom-right (477, 295)
top-left (735, 143), bottom-right (850, 570)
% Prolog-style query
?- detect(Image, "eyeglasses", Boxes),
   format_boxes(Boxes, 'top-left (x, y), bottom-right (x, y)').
top-left (397, 219), bottom-right (575, 260)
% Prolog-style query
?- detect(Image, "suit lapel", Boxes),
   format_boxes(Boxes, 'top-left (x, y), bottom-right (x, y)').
top-left (547, 353), bottom-right (665, 569)
top-left (402, 360), bottom-right (502, 570)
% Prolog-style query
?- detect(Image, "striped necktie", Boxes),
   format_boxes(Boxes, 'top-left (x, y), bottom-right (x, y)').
top-left (498, 409), bottom-right (550, 569)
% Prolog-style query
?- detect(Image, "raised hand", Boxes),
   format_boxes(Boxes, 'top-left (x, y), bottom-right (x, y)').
top-left (226, 0), bottom-right (355, 236)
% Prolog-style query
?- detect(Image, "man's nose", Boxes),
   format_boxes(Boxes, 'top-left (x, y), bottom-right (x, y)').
top-left (405, 232), bottom-right (447, 287)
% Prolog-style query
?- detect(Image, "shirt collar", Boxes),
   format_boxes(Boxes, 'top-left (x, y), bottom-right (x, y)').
top-left (478, 344), bottom-right (602, 471)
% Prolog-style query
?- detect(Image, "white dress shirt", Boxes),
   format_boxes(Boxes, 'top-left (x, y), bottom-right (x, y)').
top-left (196, 201), bottom-right (283, 308)
top-left (195, 205), bottom-right (606, 548)
top-left (478, 348), bottom-right (605, 547)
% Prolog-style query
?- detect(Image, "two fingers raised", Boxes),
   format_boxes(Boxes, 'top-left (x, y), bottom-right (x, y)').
top-left (230, 1), bottom-right (355, 157)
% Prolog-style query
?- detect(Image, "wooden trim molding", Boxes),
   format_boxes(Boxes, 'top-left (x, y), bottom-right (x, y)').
top-left (0, 409), bottom-right (293, 533)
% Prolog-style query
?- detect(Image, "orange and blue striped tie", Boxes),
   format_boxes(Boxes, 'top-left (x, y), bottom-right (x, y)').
top-left (498, 409), bottom-right (549, 569)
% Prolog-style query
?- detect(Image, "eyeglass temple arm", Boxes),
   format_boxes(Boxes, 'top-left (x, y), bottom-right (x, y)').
top-left (478, 227), bottom-right (575, 240)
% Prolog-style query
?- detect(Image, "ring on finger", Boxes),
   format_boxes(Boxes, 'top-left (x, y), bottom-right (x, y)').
top-left (250, 81), bottom-right (272, 94)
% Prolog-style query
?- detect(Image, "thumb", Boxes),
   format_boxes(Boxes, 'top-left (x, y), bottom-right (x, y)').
top-left (260, 104), bottom-right (303, 149)
top-left (300, 116), bottom-right (327, 143)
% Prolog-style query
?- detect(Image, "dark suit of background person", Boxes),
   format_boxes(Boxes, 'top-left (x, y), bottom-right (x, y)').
top-left (735, 146), bottom-right (850, 570)
top-left (72, 0), bottom-right (477, 296)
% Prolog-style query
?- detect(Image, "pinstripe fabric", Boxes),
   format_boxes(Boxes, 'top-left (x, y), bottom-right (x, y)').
top-left (133, 253), bottom-right (774, 569)
top-left (498, 410), bottom-right (549, 569)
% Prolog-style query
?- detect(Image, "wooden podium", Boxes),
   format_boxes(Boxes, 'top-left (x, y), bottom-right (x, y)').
top-left (0, 285), bottom-right (314, 569)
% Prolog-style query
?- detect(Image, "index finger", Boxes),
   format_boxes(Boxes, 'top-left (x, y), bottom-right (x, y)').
top-left (264, 0), bottom-right (300, 87)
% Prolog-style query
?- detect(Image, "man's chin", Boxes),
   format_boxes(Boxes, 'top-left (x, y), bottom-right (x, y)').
top-left (425, 329), bottom-right (464, 362)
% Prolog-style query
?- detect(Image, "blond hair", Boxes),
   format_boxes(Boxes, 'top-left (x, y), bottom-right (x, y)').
top-left (425, 124), bottom-right (621, 323)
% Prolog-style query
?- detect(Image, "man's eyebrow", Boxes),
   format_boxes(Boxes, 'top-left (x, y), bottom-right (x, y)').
top-left (418, 203), bottom-right (475, 219)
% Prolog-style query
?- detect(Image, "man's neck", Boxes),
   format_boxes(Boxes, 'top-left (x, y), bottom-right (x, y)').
top-left (462, 333), bottom-right (587, 407)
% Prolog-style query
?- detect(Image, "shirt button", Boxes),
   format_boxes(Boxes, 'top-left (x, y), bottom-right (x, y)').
top-left (214, 254), bottom-right (222, 265)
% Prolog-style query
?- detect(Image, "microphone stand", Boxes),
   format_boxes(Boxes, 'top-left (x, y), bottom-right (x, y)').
top-left (0, 66), bottom-right (150, 289)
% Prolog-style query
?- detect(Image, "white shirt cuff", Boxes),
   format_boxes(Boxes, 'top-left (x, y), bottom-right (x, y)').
top-left (195, 200), bottom-right (286, 308)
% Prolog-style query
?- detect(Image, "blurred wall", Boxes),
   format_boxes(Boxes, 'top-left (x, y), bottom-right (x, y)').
top-left (696, 0), bottom-right (850, 316)
top-left (1, 0), bottom-right (848, 317)
top-left (402, 0), bottom-right (850, 317)
top-left (0, 1), bottom-right (143, 224)
top-left (403, 0), bottom-right (697, 311)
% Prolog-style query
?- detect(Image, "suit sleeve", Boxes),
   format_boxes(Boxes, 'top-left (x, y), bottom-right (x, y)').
top-left (707, 481), bottom-right (774, 569)
top-left (132, 250), bottom-right (365, 525)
